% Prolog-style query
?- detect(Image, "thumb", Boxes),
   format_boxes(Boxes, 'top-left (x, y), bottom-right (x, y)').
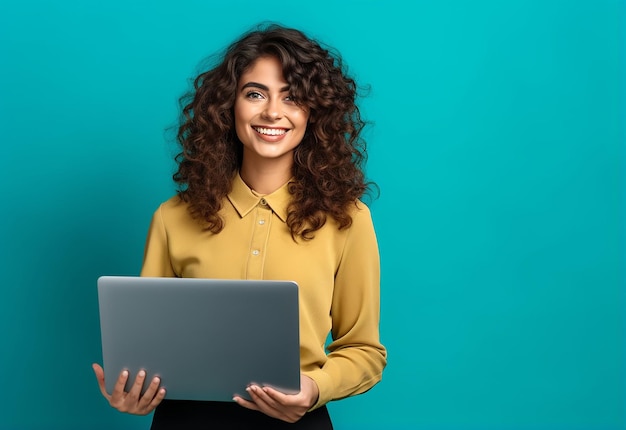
top-left (92, 363), bottom-right (111, 400)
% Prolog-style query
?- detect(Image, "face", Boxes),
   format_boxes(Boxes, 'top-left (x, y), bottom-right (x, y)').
top-left (234, 56), bottom-right (309, 170)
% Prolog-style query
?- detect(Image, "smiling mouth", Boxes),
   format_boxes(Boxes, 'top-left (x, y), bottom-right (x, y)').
top-left (253, 127), bottom-right (288, 136)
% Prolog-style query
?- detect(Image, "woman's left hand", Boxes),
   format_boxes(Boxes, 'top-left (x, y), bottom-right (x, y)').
top-left (233, 374), bottom-right (319, 423)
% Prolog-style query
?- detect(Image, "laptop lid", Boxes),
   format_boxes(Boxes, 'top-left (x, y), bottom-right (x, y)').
top-left (97, 276), bottom-right (300, 401)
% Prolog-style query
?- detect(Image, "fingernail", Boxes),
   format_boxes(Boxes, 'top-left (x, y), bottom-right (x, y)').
top-left (122, 370), bottom-right (128, 377)
top-left (139, 370), bottom-right (146, 377)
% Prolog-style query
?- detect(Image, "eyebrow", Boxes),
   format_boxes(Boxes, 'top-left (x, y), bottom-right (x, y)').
top-left (241, 82), bottom-right (290, 92)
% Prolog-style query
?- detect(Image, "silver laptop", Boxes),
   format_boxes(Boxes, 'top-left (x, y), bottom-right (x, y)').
top-left (97, 276), bottom-right (300, 401)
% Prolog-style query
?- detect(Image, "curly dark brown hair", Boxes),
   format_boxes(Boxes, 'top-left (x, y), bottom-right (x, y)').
top-left (174, 23), bottom-right (374, 239)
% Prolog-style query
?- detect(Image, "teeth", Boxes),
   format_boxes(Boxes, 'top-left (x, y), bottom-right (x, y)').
top-left (254, 127), bottom-right (287, 136)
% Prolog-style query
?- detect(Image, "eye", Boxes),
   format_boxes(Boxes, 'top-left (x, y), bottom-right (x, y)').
top-left (245, 91), bottom-right (264, 100)
top-left (284, 95), bottom-right (297, 103)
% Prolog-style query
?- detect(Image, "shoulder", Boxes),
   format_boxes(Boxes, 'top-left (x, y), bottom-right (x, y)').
top-left (333, 199), bottom-right (375, 235)
top-left (348, 200), bottom-right (373, 223)
top-left (337, 200), bottom-right (379, 257)
top-left (159, 195), bottom-right (187, 211)
top-left (152, 195), bottom-right (194, 226)
top-left (353, 199), bottom-right (371, 214)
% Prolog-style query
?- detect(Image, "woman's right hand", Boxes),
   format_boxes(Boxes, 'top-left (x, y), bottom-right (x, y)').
top-left (92, 363), bottom-right (166, 415)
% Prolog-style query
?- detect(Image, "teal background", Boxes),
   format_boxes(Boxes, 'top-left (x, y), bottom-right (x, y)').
top-left (1, 0), bottom-right (624, 429)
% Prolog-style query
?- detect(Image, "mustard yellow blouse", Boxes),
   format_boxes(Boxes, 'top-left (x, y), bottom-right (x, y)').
top-left (140, 174), bottom-right (387, 408)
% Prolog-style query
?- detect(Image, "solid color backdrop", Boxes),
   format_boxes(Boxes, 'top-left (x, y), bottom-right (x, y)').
top-left (0, 0), bottom-right (624, 429)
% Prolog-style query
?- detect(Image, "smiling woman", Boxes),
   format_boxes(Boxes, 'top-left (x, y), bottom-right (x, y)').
top-left (92, 23), bottom-right (386, 429)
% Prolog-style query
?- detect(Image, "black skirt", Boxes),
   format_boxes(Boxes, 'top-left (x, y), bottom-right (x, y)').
top-left (150, 400), bottom-right (333, 430)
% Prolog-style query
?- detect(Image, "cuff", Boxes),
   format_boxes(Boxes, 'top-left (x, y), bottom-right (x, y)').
top-left (302, 368), bottom-right (334, 411)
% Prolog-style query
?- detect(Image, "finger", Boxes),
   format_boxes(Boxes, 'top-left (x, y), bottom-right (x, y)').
top-left (245, 386), bottom-right (288, 421)
top-left (92, 363), bottom-right (111, 401)
top-left (248, 385), bottom-right (279, 409)
top-left (127, 370), bottom-right (147, 401)
top-left (110, 370), bottom-right (130, 402)
top-left (233, 395), bottom-right (260, 412)
top-left (138, 376), bottom-right (161, 408)
top-left (260, 386), bottom-right (292, 404)
top-left (145, 386), bottom-right (167, 412)
top-left (258, 386), bottom-right (308, 422)
top-left (241, 388), bottom-right (304, 423)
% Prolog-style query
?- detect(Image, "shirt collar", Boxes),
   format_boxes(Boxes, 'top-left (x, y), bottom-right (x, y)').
top-left (227, 173), bottom-right (291, 223)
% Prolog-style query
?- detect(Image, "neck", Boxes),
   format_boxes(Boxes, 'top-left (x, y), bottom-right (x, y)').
top-left (239, 157), bottom-right (293, 194)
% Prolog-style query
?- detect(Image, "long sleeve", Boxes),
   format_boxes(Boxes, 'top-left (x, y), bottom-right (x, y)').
top-left (303, 203), bottom-right (387, 408)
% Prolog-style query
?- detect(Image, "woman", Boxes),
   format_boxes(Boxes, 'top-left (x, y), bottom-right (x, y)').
top-left (93, 23), bottom-right (386, 429)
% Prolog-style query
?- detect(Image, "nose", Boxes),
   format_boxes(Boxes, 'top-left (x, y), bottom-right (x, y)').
top-left (262, 98), bottom-right (282, 120)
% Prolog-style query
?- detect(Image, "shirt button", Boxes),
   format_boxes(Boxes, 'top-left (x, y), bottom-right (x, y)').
top-left (258, 219), bottom-right (265, 225)
top-left (260, 198), bottom-right (267, 206)
top-left (252, 250), bottom-right (260, 256)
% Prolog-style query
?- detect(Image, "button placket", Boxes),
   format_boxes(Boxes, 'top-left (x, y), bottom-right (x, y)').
top-left (246, 202), bottom-right (272, 279)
